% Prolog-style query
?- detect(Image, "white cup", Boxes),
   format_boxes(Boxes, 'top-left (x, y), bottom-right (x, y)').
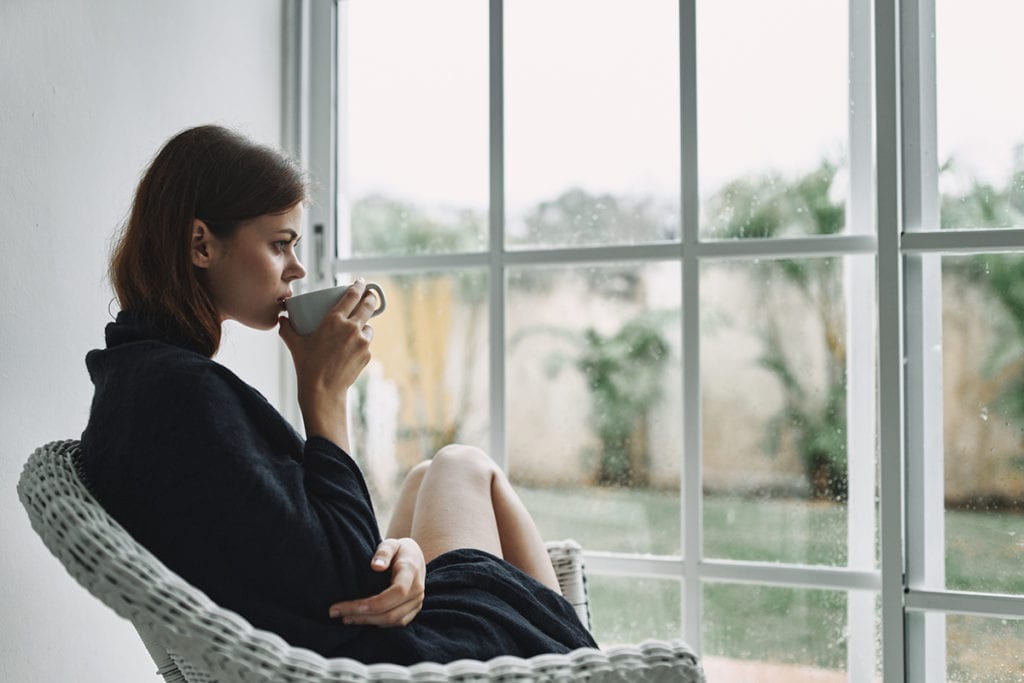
top-left (285, 283), bottom-right (386, 335)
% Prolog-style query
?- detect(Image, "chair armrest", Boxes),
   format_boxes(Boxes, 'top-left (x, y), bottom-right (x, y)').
top-left (545, 539), bottom-right (592, 632)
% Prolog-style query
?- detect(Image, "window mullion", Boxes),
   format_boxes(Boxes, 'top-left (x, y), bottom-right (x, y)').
top-left (308, 0), bottom-right (338, 288)
top-left (904, 255), bottom-right (947, 683)
top-left (846, 1), bottom-right (878, 679)
top-left (488, 0), bottom-right (507, 471)
top-left (901, 0), bottom-right (946, 679)
top-left (902, 228), bottom-right (1024, 253)
top-left (906, 591), bottom-right (1024, 620)
top-left (874, 0), bottom-right (908, 679)
top-left (334, 1), bottom-right (351, 269)
top-left (678, 0), bottom-right (702, 655)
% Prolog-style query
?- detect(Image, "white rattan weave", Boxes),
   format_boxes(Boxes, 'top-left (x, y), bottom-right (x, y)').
top-left (19, 440), bottom-right (704, 682)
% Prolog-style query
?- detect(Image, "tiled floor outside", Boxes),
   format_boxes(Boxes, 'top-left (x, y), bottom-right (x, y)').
top-left (702, 657), bottom-right (850, 682)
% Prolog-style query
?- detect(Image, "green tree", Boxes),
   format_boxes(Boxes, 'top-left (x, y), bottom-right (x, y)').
top-left (351, 193), bottom-right (484, 255)
top-left (526, 312), bottom-right (674, 487)
top-left (513, 187), bottom-right (678, 485)
top-left (520, 187), bottom-right (677, 247)
top-left (515, 188), bottom-right (677, 295)
top-left (576, 316), bottom-right (673, 486)
top-left (705, 160), bottom-right (849, 499)
top-left (939, 153), bottom-right (1024, 230)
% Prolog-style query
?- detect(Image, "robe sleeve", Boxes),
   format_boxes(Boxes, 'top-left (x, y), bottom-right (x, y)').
top-left (82, 349), bottom-right (389, 655)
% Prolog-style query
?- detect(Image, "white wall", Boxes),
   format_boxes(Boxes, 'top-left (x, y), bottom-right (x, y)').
top-left (0, 1), bottom-right (287, 680)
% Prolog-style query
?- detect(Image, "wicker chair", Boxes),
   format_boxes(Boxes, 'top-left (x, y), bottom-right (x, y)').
top-left (18, 440), bottom-right (704, 682)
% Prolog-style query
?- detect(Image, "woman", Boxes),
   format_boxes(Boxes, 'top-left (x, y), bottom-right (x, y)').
top-left (80, 125), bottom-right (596, 664)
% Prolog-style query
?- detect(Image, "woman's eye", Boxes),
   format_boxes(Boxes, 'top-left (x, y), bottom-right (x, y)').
top-left (274, 241), bottom-right (291, 252)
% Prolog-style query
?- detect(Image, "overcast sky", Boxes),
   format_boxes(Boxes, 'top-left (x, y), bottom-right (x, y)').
top-left (340, 0), bottom-right (1024, 212)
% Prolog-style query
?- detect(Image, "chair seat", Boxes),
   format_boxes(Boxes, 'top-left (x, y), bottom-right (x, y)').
top-left (19, 440), bottom-right (704, 682)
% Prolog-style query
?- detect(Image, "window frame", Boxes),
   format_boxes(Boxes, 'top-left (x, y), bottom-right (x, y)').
top-left (897, 1), bottom-right (1024, 680)
top-left (287, 1), bottom-right (1024, 679)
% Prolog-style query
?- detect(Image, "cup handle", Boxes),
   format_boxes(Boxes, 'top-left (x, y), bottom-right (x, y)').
top-left (366, 283), bottom-right (386, 317)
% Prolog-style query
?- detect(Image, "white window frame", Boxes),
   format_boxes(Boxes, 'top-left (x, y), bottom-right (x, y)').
top-left (895, 0), bottom-right (1024, 680)
top-left (286, 1), bottom-right (1024, 679)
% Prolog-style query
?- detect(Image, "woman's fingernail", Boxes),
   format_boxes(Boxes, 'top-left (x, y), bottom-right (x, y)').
top-left (329, 608), bottom-right (341, 618)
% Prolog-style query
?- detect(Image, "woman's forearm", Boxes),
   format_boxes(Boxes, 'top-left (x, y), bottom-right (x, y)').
top-left (300, 393), bottom-right (351, 452)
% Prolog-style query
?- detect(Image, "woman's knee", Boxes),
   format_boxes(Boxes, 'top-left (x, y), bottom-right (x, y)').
top-left (431, 444), bottom-right (499, 482)
top-left (403, 459), bottom-right (432, 487)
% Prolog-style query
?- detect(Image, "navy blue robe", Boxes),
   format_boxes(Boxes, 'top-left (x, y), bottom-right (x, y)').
top-left (80, 311), bottom-right (597, 664)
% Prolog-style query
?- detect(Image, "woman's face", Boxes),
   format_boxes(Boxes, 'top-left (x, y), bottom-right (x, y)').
top-left (200, 203), bottom-right (306, 330)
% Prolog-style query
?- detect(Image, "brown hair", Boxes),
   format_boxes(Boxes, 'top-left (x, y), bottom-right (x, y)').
top-left (110, 125), bottom-right (307, 356)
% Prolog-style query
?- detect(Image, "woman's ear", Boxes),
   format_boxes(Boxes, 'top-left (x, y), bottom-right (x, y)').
top-left (191, 220), bottom-right (215, 269)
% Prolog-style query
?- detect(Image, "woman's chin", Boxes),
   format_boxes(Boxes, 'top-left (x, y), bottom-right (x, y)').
top-left (226, 314), bottom-right (280, 332)
top-left (257, 316), bottom-right (282, 331)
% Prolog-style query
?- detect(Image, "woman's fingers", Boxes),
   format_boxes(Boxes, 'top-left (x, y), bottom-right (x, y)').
top-left (332, 591), bottom-right (424, 627)
top-left (356, 290), bottom-right (379, 321)
top-left (327, 581), bottom-right (423, 626)
top-left (370, 538), bottom-right (400, 569)
top-left (328, 538), bottom-right (425, 627)
top-left (328, 278), bottom-right (367, 318)
top-left (325, 278), bottom-right (378, 324)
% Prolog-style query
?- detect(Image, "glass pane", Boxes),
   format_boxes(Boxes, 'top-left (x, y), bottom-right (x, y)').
top-left (942, 255), bottom-right (1024, 595)
top-left (507, 262), bottom-right (682, 554)
top-left (947, 614), bottom-right (1024, 682)
top-left (937, 1), bottom-right (1024, 229)
top-left (588, 576), bottom-right (681, 647)
top-left (342, 0), bottom-right (488, 256)
top-left (345, 270), bottom-right (489, 520)
top-left (703, 258), bottom-right (859, 566)
top-left (698, 0), bottom-right (848, 239)
top-left (703, 584), bottom-right (849, 679)
top-left (505, 0), bottom-right (680, 249)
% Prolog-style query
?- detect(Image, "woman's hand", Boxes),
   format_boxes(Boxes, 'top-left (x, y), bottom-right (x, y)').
top-left (328, 537), bottom-right (426, 627)
top-left (279, 279), bottom-right (379, 449)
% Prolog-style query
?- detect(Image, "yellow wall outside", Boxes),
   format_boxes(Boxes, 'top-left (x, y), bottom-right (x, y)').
top-left (369, 275), bottom-right (460, 470)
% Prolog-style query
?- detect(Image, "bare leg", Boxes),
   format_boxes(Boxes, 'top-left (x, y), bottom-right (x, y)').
top-left (385, 460), bottom-right (430, 539)
top-left (410, 445), bottom-right (503, 560)
top-left (409, 444), bottom-right (560, 592)
top-left (490, 472), bottom-right (561, 592)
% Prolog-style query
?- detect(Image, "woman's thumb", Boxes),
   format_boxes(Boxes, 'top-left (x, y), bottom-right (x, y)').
top-left (372, 539), bottom-right (398, 571)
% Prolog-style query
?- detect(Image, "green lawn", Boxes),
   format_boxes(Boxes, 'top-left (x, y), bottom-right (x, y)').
top-left (518, 485), bottom-right (1024, 676)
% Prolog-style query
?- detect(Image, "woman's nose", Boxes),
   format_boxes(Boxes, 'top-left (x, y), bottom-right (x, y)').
top-left (285, 256), bottom-right (307, 282)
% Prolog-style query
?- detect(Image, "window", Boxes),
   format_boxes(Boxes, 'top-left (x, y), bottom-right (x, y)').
top-left (288, 1), bottom-right (1024, 679)
top-left (900, 0), bottom-right (1024, 679)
